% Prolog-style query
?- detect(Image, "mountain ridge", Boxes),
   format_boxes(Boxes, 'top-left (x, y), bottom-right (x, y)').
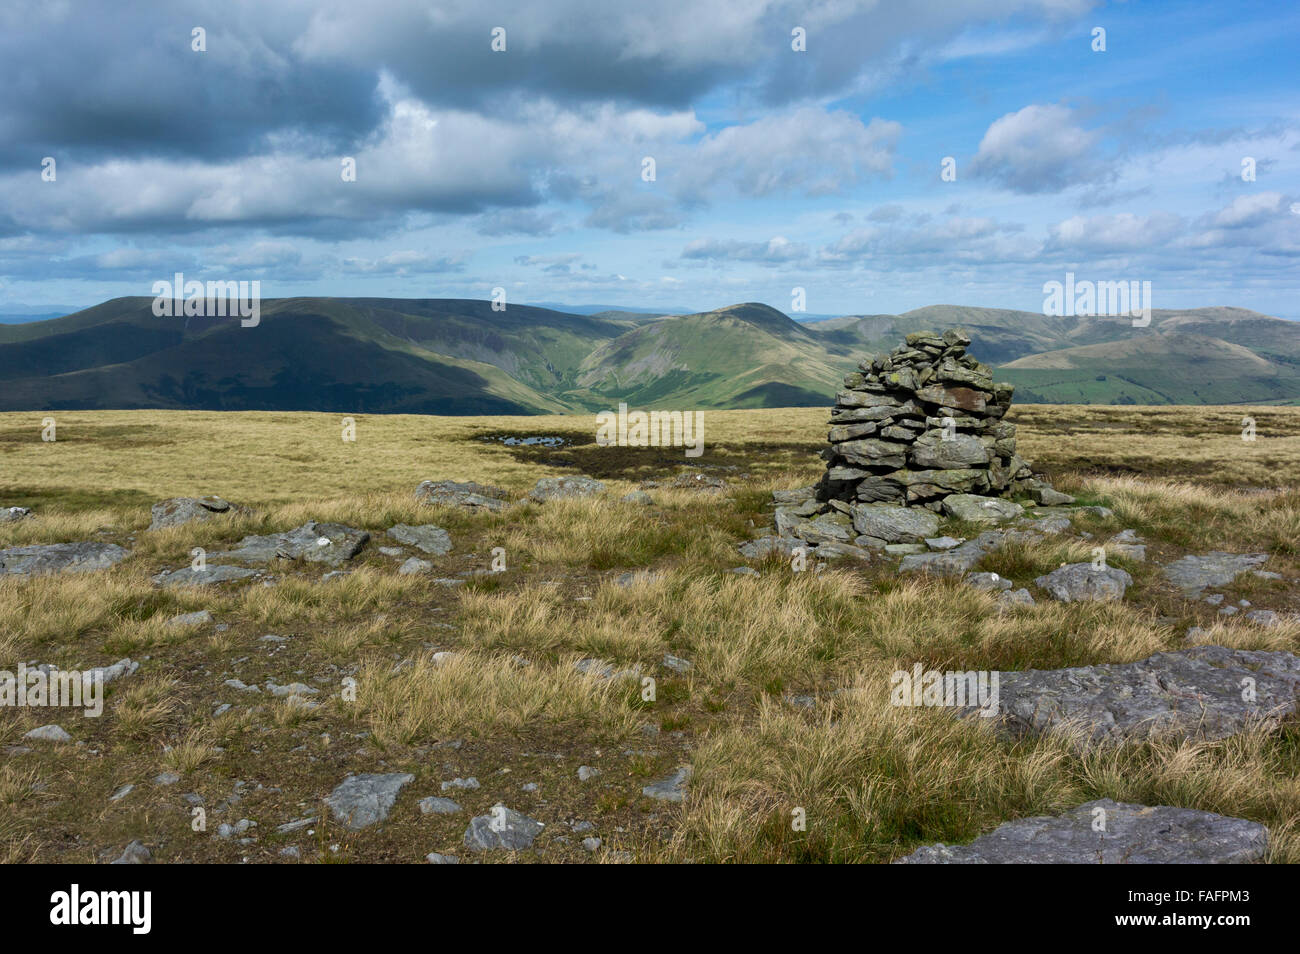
top-left (1, 296), bottom-right (1297, 412)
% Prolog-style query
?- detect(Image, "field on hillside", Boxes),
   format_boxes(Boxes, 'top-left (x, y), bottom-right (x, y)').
top-left (2, 405), bottom-right (1299, 863)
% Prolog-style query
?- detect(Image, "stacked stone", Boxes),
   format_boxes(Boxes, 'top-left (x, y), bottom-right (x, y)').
top-left (817, 329), bottom-right (1049, 511)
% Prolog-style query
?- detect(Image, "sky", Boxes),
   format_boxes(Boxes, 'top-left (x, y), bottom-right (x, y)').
top-left (0, 0), bottom-right (1297, 317)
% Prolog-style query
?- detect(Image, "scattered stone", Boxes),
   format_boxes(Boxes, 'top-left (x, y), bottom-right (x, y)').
top-left (275, 817), bottom-right (316, 833)
top-left (419, 796), bottom-right (463, 815)
top-left (997, 588), bottom-right (1035, 609)
top-left (529, 476), bottom-right (606, 502)
top-left (621, 490), bottom-right (654, 505)
top-left (0, 542), bottom-right (129, 577)
top-left (109, 840), bottom-right (152, 865)
top-left (1246, 610), bottom-right (1280, 627)
top-left (1, 506), bottom-right (32, 522)
top-left (1030, 487), bottom-right (1075, 506)
top-left (280, 846), bottom-right (301, 859)
top-left (925, 536), bottom-right (963, 550)
top-left (728, 566), bottom-right (761, 577)
top-left (153, 772), bottom-right (180, 786)
top-left (662, 653), bottom-right (693, 674)
top-left (415, 479), bottom-right (511, 512)
top-left (1034, 563), bottom-right (1132, 602)
top-left (965, 645), bottom-right (1300, 745)
top-left (24, 724), bottom-right (71, 743)
top-left (398, 557), bottom-right (433, 575)
top-left (582, 837), bottom-right (602, 852)
top-left (967, 572), bottom-right (1012, 592)
top-left (426, 852), bottom-right (461, 864)
top-left (811, 540), bottom-right (873, 561)
top-left (441, 777), bottom-right (480, 791)
top-left (738, 535), bottom-right (801, 560)
top-left (387, 524), bottom-right (452, 556)
top-left (896, 799), bottom-right (1267, 864)
top-left (378, 546), bottom-right (405, 557)
top-left (154, 565), bottom-right (260, 587)
top-left (212, 521), bottom-right (369, 567)
top-left (642, 766), bottom-right (691, 803)
top-left (463, 806), bottom-right (544, 851)
top-left (266, 680), bottom-right (319, 699)
top-left (1162, 552), bottom-right (1270, 598)
top-left (148, 495), bottom-right (237, 530)
top-left (615, 570), bottom-right (662, 587)
top-left (325, 773), bottom-right (415, 830)
top-left (577, 765), bottom-right (600, 782)
top-left (165, 609), bottom-right (213, 627)
top-left (109, 784), bottom-right (134, 802)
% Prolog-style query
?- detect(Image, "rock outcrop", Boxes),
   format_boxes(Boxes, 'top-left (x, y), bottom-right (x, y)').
top-left (896, 799), bottom-right (1268, 864)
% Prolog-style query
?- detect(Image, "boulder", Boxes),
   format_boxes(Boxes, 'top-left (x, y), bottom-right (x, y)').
top-left (942, 494), bottom-right (1024, 524)
top-left (386, 524), bottom-right (452, 555)
top-left (415, 479), bottom-right (510, 511)
top-left (325, 773), bottom-right (415, 830)
top-left (529, 476), bottom-right (606, 502)
top-left (0, 542), bottom-right (128, 576)
top-left (896, 799), bottom-right (1267, 864)
top-left (1035, 563), bottom-right (1133, 602)
top-left (148, 495), bottom-right (237, 530)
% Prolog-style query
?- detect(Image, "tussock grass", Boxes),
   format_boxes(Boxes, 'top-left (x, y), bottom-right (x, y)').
top-left (353, 651), bottom-right (641, 745)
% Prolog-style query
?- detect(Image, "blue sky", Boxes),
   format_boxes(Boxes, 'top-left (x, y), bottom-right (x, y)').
top-left (0, 0), bottom-right (1296, 317)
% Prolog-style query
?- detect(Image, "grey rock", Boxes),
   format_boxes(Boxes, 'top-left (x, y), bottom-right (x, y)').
top-left (419, 796), bottom-right (463, 815)
top-left (1245, 610), bottom-right (1280, 627)
top-left (1030, 487), bottom-right (1076, 506)
top-left (851, 504), bottom-right (939, 543)
top-left (965, 645), bottom-right (1300, 745)
top-left (441, 777), bottom-right (480, 791)
top-left (1162, 552), bottom-right (1270, 597)
top-left (941, 494), bottom-right (1024, 524)
top-left (153, 772), bottom-right (180, 786)
top-left (426, 852), bottom-right (460, 864)
top-left (885, 543), bottom-right (927, 555)
top-left (578, 765), bottom-right (600, 782)
top-left (582, 836), bottom-right (602, 852)
top-left (387, 524), bottom-right (452, 556)
top-left (415, 479), bottom-right (510, 511)
top-left (812, 540), bottom-right (873, 562)
top-left (325, 772), bottom-right (415, 830)
top-left (148, 495), bottom-right (235, 530)
top-left (896, 799), bottom-right (1267, 864)
top-left (1, 506), bottom-right (32, 522)
top-left (463, 806), bottom-right (545, 851)
top-left (727, 566), bottom-right (762, 577)
top-left (529, 476), bottom-right (606, 502)
top-left (925, 536), bottom-right (964, 550)
top-left (153, 564), bottom-right (260, 587)
top-left (621, 491), bottom-right (654, 505)
top-left (109, 840), bottom-right (152, 865)
top-left (214, 521), bottom-right (369, 567)
top-left (967, 572), bottom-right (1012, 592)
top-left (737, 535), bottom-right (801, 560)
top-left (1035, 563), bottom-right (1132, 602)
top-left (642, 766), bottom-right (691, 803)
top-left (109, 784), bottom-right (134, 802)
top-left (165, 609), bottom-right (213, 627)
top-left (24, 724), bottom-right (71, 743)
top-left (997, 588), bottom-right (1035, 608)
top-left (398, 557), bottom-right (433, 575)
top-left (662, 653), bottom-right (693, 674)
top-left (0, 541), bottom-right (129, 577)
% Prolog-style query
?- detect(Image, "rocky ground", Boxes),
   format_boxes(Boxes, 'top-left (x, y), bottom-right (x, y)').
top-left (1, 406), bottom-right (1299, 863)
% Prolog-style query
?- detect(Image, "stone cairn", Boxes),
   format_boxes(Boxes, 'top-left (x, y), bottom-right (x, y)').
top-left (815, 328), bottom-right (1065, 512)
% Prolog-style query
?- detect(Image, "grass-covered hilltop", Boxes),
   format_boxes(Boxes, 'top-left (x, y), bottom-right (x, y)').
top-left (2, 403), bottom-right (1298, 863)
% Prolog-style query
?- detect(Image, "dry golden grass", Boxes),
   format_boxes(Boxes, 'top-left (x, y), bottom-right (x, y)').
top-left (1, 405), bottom-right (1298, 864)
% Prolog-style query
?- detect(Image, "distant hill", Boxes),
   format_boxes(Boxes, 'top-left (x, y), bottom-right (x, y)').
top-left (1, 297), bottom-right (1296, 412)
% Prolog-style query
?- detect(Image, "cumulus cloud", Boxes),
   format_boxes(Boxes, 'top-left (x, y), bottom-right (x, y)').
top-left (972, 103), bottom-right (1110, 193)
top-left (680, 236), bottom-right (809, 264)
